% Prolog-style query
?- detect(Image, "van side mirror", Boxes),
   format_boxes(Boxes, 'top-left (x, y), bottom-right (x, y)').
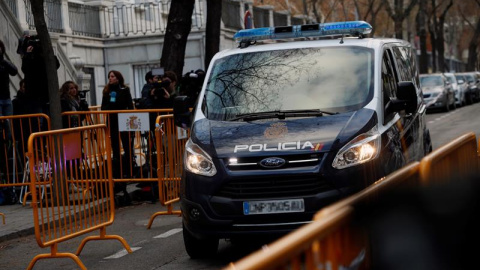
top-left (173, 96), bottom-right (191, 128)
top-left (394, 81), bottom-right (418, 114)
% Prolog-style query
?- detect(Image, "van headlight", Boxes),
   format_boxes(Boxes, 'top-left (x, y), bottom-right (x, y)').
top-left (184, 139), bottom-right (217, 176)
top-left (332, 126), bottom-right (381, 169)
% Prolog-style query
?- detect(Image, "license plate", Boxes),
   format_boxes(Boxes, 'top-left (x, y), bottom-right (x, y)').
top-left (243, 199), bottom-right (305, 215)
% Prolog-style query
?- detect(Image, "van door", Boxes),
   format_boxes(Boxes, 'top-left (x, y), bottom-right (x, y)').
top-left (391, 46), bottom-right (424, 161)
top-left (381, 47), bottom-right (409, 173)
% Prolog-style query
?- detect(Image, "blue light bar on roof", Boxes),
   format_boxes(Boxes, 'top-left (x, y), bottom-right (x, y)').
top-left (234, 21), bottom-right (372, 44)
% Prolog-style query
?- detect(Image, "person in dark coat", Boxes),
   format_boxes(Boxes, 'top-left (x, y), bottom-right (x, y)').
top-left (60, 81), bottom-right (88, 128)
top-left (0, 39), bottom-right (18, 117)
top-left (101, 70), bottom-right (134, 205)
top-left (20, 39), bottom-right (60, 117)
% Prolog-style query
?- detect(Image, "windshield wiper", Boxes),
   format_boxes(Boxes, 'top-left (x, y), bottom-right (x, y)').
top-left (229, 109), bottom-right (337, 121)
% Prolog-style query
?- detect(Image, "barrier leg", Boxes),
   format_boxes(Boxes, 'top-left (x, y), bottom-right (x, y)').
top-left (146, 204), bottom-right (181, 229)
top-left (27, 243), bottom-right (87, 270)
top-left (76, 226), bottom-right (132, 255)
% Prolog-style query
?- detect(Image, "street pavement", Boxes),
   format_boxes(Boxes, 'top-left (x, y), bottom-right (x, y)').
top-left (0, 184), bottom-right (163, 243)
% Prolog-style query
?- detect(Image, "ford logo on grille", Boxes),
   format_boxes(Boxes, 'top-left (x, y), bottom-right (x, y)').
top-left (259, 157), bottom-right (286, 168)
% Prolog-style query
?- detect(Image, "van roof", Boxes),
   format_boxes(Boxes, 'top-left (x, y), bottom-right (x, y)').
top-left (217, 37), bottom-right (410, 59)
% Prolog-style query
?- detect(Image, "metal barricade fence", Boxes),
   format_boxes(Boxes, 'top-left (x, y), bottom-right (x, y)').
top-left (0, 114), bottom-right (50, 213)
top-left (147, 115), bottom-right (187, 228)
top-left (225, 132), bottom-right (479, 270)
top-left (26, 124), bottom-right (131, 270)
top-left (62, 109), bottom-right (172, 183)
top-left (224, 162), bottom-right (421, 270)
top-left (419, 132), bottom-right (478, 184)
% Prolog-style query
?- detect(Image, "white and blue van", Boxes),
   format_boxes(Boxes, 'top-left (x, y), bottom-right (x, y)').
top-left (173, 21), bottom-right (432, 258)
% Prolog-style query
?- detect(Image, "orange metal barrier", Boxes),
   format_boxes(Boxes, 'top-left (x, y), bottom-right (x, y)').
top-left (419, 132), bottom-right (478, 185)
top-left (224, 162), bottom-right (421, 270)
top-left (26, 124), bottom-right (131, 270)
top-left (0, 114), bottom-right (51, 188)
top-left (62, 109), bottom-right (173, 183)
top-left (0, 114), bottom-right (50, 219)
top-left (226, 132), bottom-right (479, 270)
top-left (147, 115), bottom-right (187, 228)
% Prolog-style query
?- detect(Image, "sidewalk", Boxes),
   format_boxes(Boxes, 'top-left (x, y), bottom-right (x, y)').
top-left (0, 184), bottom-right (159, 243)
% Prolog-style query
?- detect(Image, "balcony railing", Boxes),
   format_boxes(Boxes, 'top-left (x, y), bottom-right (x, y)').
top-left (5, 0), bottom-right (307, 39)
top-left (25, 0), bottom-right (64, 33)
top-left (69, 3), bottom-right (102, 37)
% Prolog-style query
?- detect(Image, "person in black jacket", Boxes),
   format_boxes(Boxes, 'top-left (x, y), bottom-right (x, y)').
top-left (20, 37), bottom-right (59, 117)
top-left (0, 39), bottom-right (18, 117)
top-left (60, 81), bottom-right (88, 128)
top-left (101, 70), bottom-right (134, 205)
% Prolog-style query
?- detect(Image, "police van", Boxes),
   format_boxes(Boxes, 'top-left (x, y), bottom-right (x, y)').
top-left (173, 21), bottom-right (432, 258)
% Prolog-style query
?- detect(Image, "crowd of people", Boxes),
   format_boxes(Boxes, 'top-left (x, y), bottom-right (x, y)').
top-left (0, 34), bottom-right (205, 206)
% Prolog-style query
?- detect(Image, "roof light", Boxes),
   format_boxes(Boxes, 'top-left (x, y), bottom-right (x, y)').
top-left (234, 21), bottom-right (372, 45)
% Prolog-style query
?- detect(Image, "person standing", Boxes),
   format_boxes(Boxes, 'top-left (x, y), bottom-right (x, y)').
top-left (0, 40), bottom-right (18, 117)
top-left (20, 36), bottom-right (59, 117)
top-left (101, 70), bottom-right (134, 205)
top-left (60, 81), bottom-right (88, 128)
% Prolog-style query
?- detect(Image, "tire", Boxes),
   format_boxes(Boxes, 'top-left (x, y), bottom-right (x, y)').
top-left (183, 223), bottom-right (219, 259)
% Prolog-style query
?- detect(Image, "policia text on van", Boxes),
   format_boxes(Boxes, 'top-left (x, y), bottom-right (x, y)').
top-left (173, 21), bottom-right (432, 258)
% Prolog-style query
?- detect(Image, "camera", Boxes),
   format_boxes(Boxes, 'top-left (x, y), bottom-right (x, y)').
top-left (77, 89), bottom-right (89, 101)
top-left (77, 89), bottom-right (90, 111)
top-left (17, 35), bottom-right (41, 55)
top-left (152, 80), bottom-right (171, 98)
top-left (180, 69), bottom-right (205, 106)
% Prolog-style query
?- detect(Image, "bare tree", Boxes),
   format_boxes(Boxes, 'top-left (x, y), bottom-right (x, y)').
top-left (353, 0), bottom-right (384, 36)
top-left (458, 0), bottom-right (480, 70)
top-left (417, 0), bottom-right (429, 73)
top-left (383, 0), bottom-right (418, 39)
top-left (160, 0), bottom-right (195, 79)
top-left (204, 0), bottom-right (222, 69)
top-left (29, 0), bottom-right (61, 129)
top-left (429, 0), bottom-right (453, 72)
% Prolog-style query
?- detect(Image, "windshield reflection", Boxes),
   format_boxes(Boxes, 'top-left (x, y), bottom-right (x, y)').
top-left (203, 46), bottom-right (374, 121)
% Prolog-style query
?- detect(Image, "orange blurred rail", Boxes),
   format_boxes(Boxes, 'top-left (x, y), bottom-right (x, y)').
top-left (26, 124), bottom-right (131, 269)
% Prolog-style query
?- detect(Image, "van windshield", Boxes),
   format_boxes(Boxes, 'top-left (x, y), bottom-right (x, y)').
top-left (202, 46), bottom-right (374, 121)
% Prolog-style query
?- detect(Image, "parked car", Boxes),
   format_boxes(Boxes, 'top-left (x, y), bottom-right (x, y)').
top-left (444, 73), bottom-right (467, 107)
top-left (420, 73), bottom-right (456, 112)
top-left (459, 72), bottom-right (480, 103)
top-left (455, 73), bottom-right (474, 105)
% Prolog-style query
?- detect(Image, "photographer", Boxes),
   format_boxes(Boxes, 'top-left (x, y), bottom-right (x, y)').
top-left (180, 69), bottom-right (205, 108)
top-left (0, 39), bottom-right (18, 117)
top-left (19, 34), bottom-right (59, 116)
top-left (60, 81), bottom-right (89, 128)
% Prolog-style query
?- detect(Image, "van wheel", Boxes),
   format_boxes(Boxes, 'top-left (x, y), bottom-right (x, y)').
top-left (183, 223), bottom-right (219, 259)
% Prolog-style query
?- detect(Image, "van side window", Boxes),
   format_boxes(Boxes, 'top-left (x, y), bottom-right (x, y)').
top-left (392, 47), bottom-right (410, 81)
top-left (382, 50), bottom-right (397, 124)
top-left (392, 46), bottom-right (420, 89)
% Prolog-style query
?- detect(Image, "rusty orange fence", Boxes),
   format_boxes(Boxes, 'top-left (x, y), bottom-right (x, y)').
top-left (225, 132), bottom-right (479, 270)
top-left (62, 109), bottom-right (173, 182)
top-left (0, 114), bottom-right (51, 188)
top-left (147, 115), bottom-right (188, 228)
top-left (419, 132), bottom-right (478, 184)
top-left (26, 124), bottom-right (131, 270)
top-left (0, 114), bottom-right (51, 221)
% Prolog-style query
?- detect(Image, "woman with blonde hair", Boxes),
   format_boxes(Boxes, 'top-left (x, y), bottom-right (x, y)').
top-left (60, 81), bottom-right (88, 128)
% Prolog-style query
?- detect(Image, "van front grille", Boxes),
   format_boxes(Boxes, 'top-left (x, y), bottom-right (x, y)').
top-left (216, 175), bottom-right (332, 199)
